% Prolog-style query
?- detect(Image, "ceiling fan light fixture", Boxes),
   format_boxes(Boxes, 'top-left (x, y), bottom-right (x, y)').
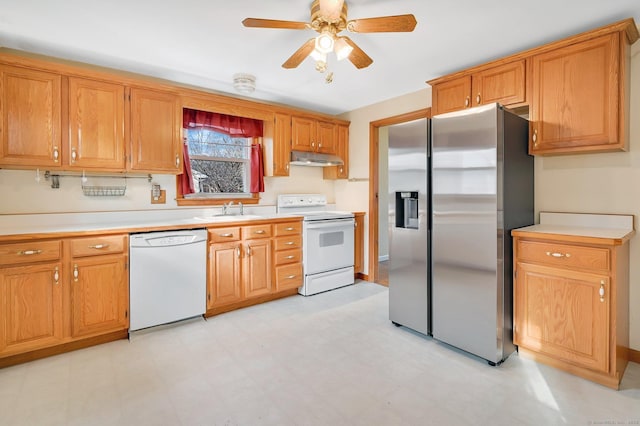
top-left (315, 30), bottom-right (335, 54)
top-left (334, 37), bottom-right (353, 61)
top-left (318, 0), bottom-right (345, 22)
top-left (232, 73), bottom-right (256, 93)
top-left (310, 49), bottom-right (327, 62)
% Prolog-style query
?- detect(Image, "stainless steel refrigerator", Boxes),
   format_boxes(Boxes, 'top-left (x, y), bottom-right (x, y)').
top-left (388, 117), bottom-right (430, 335)
top-left (431, 103), bottom-right (533, 365)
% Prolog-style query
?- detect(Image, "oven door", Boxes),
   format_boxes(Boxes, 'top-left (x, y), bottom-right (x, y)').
top-left (303, 218), bottom-right (355, 275)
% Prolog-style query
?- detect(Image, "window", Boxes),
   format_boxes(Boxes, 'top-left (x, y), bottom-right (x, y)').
top-left (185, 127), bottom-right (252, 196)
top-left (177, 108), bottom-right (264, 205)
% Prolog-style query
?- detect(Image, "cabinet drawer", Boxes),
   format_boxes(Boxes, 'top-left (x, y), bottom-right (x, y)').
top-left (275, 263), bottom-right (303, 291)
top-left (517, 240), bottom-right (610, 272)
top-left (274, 235), bottom-right (302, 251)
top-left (71, 235), bottom-right (126, 257)
top-left (274, 249), bottom-right (302, 266)
top-left (274, 221), bottom-right (302, 236)
top-left (0, 240), bottom-right (62, 266)
top-left (242, 224), bottom-right (272, 239)
top-left (208, 227), bottom-right (241, 243)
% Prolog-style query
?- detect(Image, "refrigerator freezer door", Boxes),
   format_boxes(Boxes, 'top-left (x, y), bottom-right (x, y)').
top-left (388, 118), bottom-right (430, 335)
top-left (431, 104), bottom-right (502, 363)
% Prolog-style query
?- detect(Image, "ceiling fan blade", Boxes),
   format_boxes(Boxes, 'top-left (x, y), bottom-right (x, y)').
top-left (242, 18), bottom-right (309, 30)
top-left (342, 37), bottom-right (373, 69)
top-left (282, 38), bottom-right (316, 69)
top-left (347, 14), bottom-right (417, 33)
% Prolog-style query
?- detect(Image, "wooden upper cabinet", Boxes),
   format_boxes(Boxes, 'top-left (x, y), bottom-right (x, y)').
top-left (316, 120), bottom-right (336, 154)
top-left (0, 66), bottom-right (62, 167)
top-left (291, 115), bottom-right (338, 155)
top-left (471, 60), bottom-right (526, 107)
top-left (272, 112), bottom-right (291, 176)
top-left (530, 33), bottom-right (622, 155)
top-left (68, 77), bottom-right (125, 170)
top-left (323, 123), bottom-right (349, 180)
top-left (431, 75), bottom-right (472, 116)
top-left (431, 60), bottom-right (525, 116)
top-left (129, 87), bottom-right (182, 173)
top-left (291, 115), bottom-right (315, 151)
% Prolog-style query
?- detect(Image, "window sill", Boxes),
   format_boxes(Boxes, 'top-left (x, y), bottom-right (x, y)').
top-left (176, 193), bottom-right (260, 207)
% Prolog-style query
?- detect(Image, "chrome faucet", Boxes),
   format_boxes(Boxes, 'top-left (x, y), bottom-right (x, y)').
top-left (222, 201), bottom-right (234, 215)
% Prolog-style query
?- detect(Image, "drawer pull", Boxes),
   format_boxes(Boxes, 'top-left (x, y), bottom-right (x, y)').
top-left (599, 280), bottom-right (605, 303)
top-left (17, 249), bottom-right (43, 256)
top-left (546, 251), bottom-right (570, 258)
top-left (253, 230), bottom-right (266, 234)
top-left (219, 233), bottom-right (233, 237)
top-left (286, 255), bottom-right (295, 259)
top-left (285, 227), bottom-right (295, 231)
top-left (88, 244), bottom-right (109, 249)
top-left (286, 275), bottom-right (296, 279)
top-left (285, 241), bottom-right (295, 246)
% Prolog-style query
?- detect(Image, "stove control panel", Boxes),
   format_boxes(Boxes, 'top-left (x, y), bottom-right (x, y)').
top-left (277, 194), bottom-right (327, 209)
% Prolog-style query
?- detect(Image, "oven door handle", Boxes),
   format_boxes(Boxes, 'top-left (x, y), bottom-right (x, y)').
top-left (305, 218), bottom-right (355, 230)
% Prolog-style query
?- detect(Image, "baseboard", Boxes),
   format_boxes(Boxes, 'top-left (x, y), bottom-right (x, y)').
top-left (0, 330), bottom-right (128, 369)
top-left (356, 272), bottom-right (369, 281)
top-left (205, 288), bottom-right (298, 317)
top-left (630, 348), bottom-right (640, 364)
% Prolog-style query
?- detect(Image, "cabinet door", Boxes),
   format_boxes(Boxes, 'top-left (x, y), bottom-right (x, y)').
top-left (0, 262), bottom-right (63, 355)
top-left (68, 77), bottom-right (125, 170)
top-left (431, 75), bottom-right (471, 115)
top-left (514, 262), bottom-right (609, 373)
top-left (530, 33), bottom-right (620, 154)
top-left (70, 254), bottom-right (128, 338)
top-left (471, 60), bottom-right (526, 107)
top-left (273, 112), bottom-right (291, 176)
top-left (129, 87), bottom-right (181, 173)
top-left (0, 66), bottom-right (61, 167)
top-left (291, 116), bottom-right (315, 151)
top-left (316, 120), bottom-right (336, 154)
top-left (324, 124), bottom-right (349, 179)
top-left (208, 242), bottom-right (242, 309)
top-left (243, 239), bottom-right (272, 298)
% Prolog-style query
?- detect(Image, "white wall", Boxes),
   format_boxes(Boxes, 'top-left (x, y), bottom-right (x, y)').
top-left (0, 165), bottom-right (335, 214)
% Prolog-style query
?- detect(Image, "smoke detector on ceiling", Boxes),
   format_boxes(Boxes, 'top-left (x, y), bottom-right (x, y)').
top-left (233, 73), bottom-right (256, 93)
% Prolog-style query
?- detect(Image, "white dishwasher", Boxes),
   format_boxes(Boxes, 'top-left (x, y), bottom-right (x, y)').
top-left (129, 229), bottom-right (207, 332)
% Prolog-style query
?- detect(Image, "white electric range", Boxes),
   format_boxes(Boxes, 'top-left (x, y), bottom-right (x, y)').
top-left (277, 194), bottom-right (355, 296)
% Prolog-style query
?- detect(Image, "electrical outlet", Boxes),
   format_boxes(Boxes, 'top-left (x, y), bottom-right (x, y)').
top-left (151, 189), bottom-right (166, 204)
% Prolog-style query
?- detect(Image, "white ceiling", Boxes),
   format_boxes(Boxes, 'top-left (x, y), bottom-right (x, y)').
top-left (0, 1), bottom-right (639, 115)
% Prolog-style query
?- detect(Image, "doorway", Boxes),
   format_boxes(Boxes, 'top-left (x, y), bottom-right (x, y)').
top-left (367, 108), bottom-right (430, 285)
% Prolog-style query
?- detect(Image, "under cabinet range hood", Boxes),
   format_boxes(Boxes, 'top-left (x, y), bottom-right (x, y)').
top-left (290, 150), bottom-right (344, 167)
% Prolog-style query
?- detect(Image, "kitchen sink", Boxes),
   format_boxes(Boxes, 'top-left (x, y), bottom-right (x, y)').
top-left (193, 214), bottom-right (264, 222)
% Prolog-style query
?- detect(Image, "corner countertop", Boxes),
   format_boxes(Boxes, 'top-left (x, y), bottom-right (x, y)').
top-left (511, 212), bottom-right (635, 245)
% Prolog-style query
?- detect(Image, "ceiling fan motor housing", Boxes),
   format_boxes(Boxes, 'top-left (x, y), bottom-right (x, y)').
top-left (311, 0), bottom-right (348, 31)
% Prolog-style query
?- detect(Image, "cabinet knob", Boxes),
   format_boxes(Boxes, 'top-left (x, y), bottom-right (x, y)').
top-left (532, 129), bottom-right (538, 145)
top-left (53, 266), bottom-right (59, 285)
top-left (175, 155), bottom-right (180, 168)
top-left (73, 264), bottom-right (79, 282)
top-left (286, 164), bottom-right (289, 171)
top-left (236, 246), bottom-right (241, 258)
top-left (71, 149), bottom-right (77, 162)
top-left (599, 280), bottom-right (605, 303)
top-left (246, 245), bottom-right (252, 256)
top-left (53, 147), bottom-right (60, 162)
top-left (476, 94), bottom-right (481, 104)
top-left (464, 96), bottom-right (470, 108)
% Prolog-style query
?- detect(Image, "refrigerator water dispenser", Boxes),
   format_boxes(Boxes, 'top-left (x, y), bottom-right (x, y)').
top-left (395, 191), bottom-right (419, 229)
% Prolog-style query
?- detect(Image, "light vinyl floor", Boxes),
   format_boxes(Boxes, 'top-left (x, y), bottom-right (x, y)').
top-left (1, 282), bottom-right (639, 425)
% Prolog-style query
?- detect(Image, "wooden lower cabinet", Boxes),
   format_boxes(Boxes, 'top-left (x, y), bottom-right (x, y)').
top-left (70, 254), bottom-right (128, 338)
top-left (0, 262), bottom-right (64, 356)
top-left (243, 239), bottom-right (272, 298)
top-left (512, 232), bottom-right (630, 389)
top-left (0, 235), bottom-right (128, 366)
top-left (206, 220), bottom-right (302, 315)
